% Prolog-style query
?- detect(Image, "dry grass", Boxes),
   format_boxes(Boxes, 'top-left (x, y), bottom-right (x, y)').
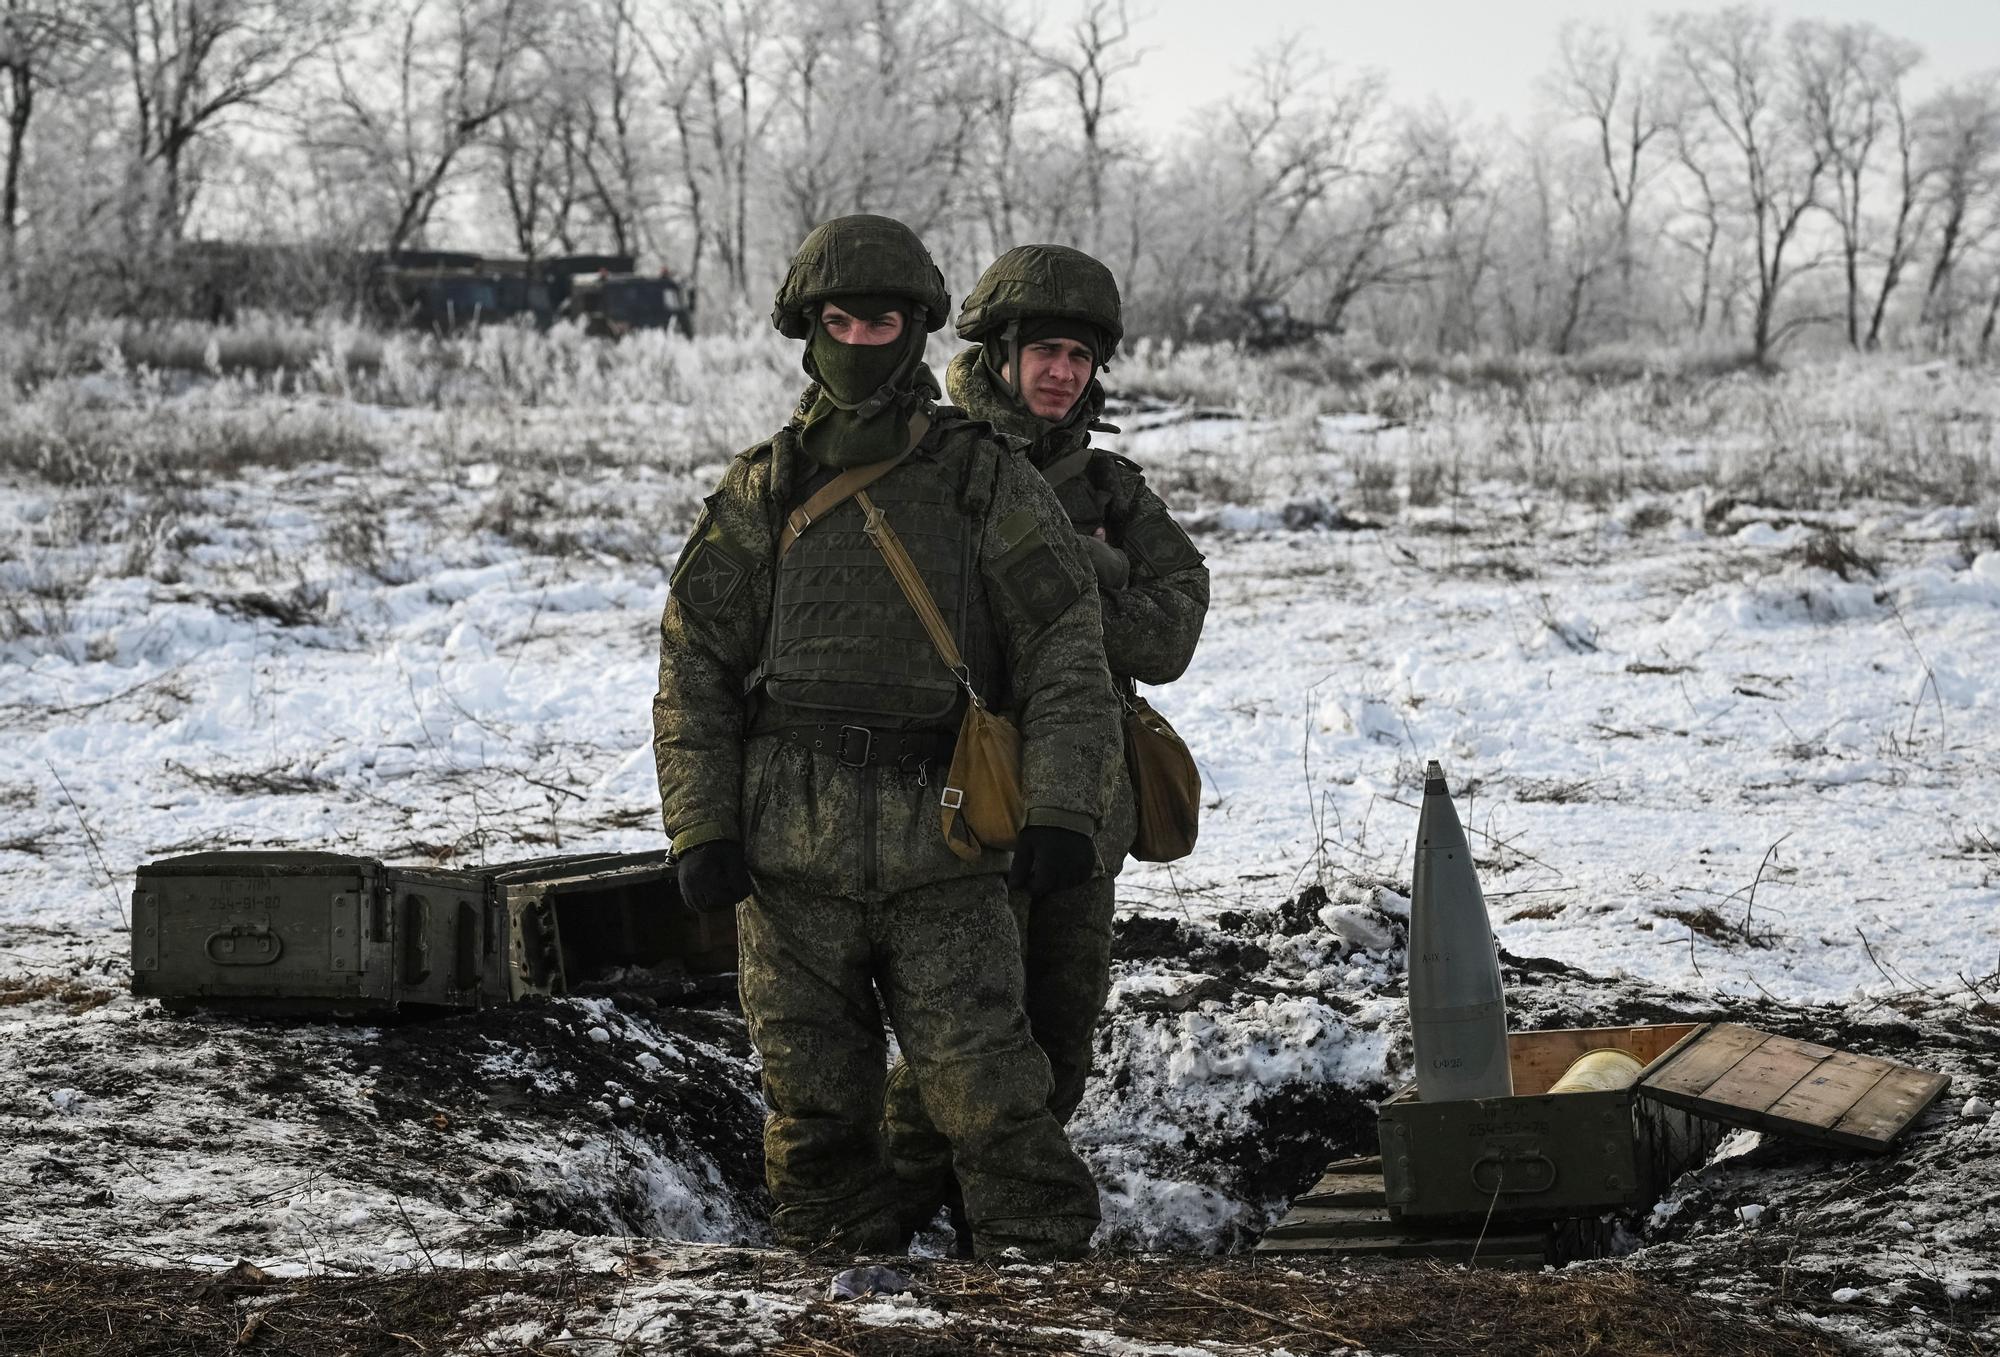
top-left (1655, 905), bottom-right (1780, 950)
top-left (768, 1256), bottom-right (1854, 1357)
top-left (0, 1251), bottom-right (1855, 1357)
top-left (0, 975), bottom-right (118, 1013)
top-left (0, 1253), bottom-right (597, 1357)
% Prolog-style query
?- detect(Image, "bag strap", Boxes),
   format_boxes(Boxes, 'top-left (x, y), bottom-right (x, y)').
top-left (777, 411), bottom-right (931, 558)
top-left (854, 487), bottom-right (983, 704)
top-left (1038, 445), bottom-right (1093, 488)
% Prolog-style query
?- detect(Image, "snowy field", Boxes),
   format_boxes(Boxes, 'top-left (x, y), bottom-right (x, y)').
top-left (2, 326), bottom-right (1998, 1353)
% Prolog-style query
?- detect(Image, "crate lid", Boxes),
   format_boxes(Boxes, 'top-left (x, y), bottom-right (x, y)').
top-left (137, 850), bottom-right (380, 878)
top-left (1639, 1022), bottom-right (1950, 1153)
top-left (481, 850), bottom-right (670, 885)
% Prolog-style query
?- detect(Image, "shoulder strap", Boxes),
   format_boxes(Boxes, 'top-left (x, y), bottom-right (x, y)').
top-left (1038, 445), bottom-right (1094, 488)
top-left (854, 488), bottom-right (982, 705)
top-left (777, 411), bottom-right (932, 558)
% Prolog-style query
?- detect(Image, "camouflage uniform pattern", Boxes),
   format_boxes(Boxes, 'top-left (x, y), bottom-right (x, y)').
top-left (653, 380), bottom-right (1118, 1257)
top-left (882, 344), bottom-right (1210, 1234)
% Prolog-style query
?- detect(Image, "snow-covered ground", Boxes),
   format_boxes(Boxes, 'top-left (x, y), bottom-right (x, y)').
top-left (2, 331), bottom-right (1997, 1353)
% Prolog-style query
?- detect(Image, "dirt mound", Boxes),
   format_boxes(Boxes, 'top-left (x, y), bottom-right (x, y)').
top-left (0, 957), bottom-right (767, 1261)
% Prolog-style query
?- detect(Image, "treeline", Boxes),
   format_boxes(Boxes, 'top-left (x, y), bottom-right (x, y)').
top-left (2, 0), bottom-right (1997, 358)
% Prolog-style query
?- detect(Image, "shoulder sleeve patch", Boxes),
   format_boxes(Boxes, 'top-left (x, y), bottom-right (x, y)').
top-left (990, 510), bottom-right (1083, 627)
top-left (669, 511), bottom-right (754, 620)
top-left (994, 508), bottom-right (1039, 553)
top-left (1121, 510), bottom-right (1203, 578)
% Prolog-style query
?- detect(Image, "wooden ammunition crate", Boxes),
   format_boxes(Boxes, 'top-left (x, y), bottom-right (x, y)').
top-left (1262, 1021), bottom-right (1949, 1260)
top-left (1380, 1022), bottom-right (1949, 1224)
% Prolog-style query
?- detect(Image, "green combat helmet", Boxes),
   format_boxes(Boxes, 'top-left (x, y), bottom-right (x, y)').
top-left (956, 244), bottom-right (1124, 366)
top-left (771, 214), bottom-right (950, 338)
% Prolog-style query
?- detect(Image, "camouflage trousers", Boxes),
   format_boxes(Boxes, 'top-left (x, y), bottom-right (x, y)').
top-left (738, 873), bottom-right (1100, 1259)
top-left (881, 872), bottom-right (1117, 1237)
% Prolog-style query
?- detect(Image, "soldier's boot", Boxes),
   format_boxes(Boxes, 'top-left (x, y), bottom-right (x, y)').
top-left (945, 1188), bottom-right (974, 1260)
top-left (877, 876), bottom-right (1100, 1261)
top-left (738, 884), bottom-right (905, 1255)
top-left (881, 1057), bottom-right (954, 1242)
top-left (1018, 874), bottom-right (1118, 1125)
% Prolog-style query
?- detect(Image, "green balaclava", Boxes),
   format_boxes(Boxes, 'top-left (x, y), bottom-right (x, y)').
top-left (798, 293), bottom-right (927, 468)
top-left (982, 314), bottom-right (1105, 436)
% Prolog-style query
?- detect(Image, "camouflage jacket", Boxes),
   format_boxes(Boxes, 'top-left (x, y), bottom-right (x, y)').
top-left (653, 378), bottom-right (1120, 886)
top-left (947, 346), bottom-right (1209, 688)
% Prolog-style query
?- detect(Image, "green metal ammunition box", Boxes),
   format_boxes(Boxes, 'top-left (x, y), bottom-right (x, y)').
top-left (131, 848), bottom-right (736, 1016)
top-left (1378, 1022), bottom-right (1950, 1226)
top-left (131, 851), bottom-right (490, 1013)
top-left (483, 850), bottom-right (737, 999)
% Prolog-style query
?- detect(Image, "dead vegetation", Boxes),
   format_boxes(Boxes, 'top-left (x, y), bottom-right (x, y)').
top-left (1655, 905), bottom-right (1781, 950)
top-left (165, 759), bottom-right (338, 797)
top-left (216, 583), bottom-right (332, 629)
top-left (1796, 530), bottom-right (1881, 581)
top-left (764, 1256), bottom-right (1851, 1357)
top-left (0, 1253), bottom-right (596, 1357)
top-left (1511, 777), bottom-right (1609, 805)
top-left (1954, 827), bottom-right (1998, 858)
top-left (0, 974), bottom-right (118, 1013)
top-left (0, 1250), bottom-right (1855, 1357)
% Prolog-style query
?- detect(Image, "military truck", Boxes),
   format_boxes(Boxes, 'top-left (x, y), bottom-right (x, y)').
top-left (367, 251), bottom-right (555, 333)
top-left (1182, 295), bottom-right (1333, 351)
top-left (558, 268), bottom-right (695, 339)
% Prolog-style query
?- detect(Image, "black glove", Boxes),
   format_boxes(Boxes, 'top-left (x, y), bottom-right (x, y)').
top-left (1081, 534), bottom-right (1130, 591)
top-left (677, 839), bottom-right (754, 913)
top-left (1007, 825), bottom-right (1098, 896)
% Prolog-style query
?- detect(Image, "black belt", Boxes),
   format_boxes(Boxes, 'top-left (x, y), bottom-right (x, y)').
top-left (772, 724), bottom-right (955, 771)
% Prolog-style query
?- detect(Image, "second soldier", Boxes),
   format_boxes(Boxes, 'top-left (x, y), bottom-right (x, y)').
top-left (882, 245), bottom-right (1211, 1246)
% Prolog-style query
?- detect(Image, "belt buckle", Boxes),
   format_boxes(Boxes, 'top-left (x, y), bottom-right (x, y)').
top-left (836, 725), bottom-right (873, 768)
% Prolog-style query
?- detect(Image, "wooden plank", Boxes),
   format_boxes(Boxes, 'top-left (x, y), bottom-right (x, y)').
top-left (1693, 1033), bottom-right (1838, 1114)
top-left (1316, 1155), bottom-right (1382, 1175)
top-left (1828, 1065), bottom-right (1952, 1152)
top-left (1263, 1209), bottom-right (1396, 1240)
top-left (1761, 1050), bottom-right (1893, 1132)
top-left (1640, 1023), bottom-right (1770, 1101)
top-left (1295, 1172), bottom-right (1386, 1207)
top-left (1642, 1024), bottom-right (1952, 1153)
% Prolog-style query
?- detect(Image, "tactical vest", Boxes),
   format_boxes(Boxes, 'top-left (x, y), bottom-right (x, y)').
top-left (757, 450), bottom-right (1004, 729)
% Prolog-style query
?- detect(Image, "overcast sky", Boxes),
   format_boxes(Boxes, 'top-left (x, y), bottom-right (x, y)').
top-left (1117, 0), bottom-right (2000, 134)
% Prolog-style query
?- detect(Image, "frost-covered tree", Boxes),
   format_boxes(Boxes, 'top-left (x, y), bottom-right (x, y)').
top-left (94, 0), bottom-right (340, 246)
top-left (1, 1), bottom-right (99, 293)
top-left (1915, 75), bottom-right (2000, 350)
top-left (1787, 18), bottom-right (1923, 349)
top-left (310, 0), bottom-right (540, 256)
top-left (1545, 21), bottom-right (1674, 339)
top-left (1657, 6), bottom-right (1831, 364)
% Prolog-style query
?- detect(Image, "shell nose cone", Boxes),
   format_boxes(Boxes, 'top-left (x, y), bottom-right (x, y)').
top-left (1424, 759), bottom-right (1449, 796)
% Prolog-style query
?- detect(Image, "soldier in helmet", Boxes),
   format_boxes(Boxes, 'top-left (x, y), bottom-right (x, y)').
top-left (882, 244), bottom-right (1210, 1246)
top-left (652, 216), bottom-right (1118, 1259)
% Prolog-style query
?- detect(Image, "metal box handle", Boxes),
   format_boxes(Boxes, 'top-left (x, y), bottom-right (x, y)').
top-left (205, 924), bottom-right (283, 966)
top-left (1470, 1150), bottom-right (1557, 1195)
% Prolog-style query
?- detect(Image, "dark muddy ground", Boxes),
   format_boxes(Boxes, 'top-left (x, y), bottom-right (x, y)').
top-left (0, 1247), bottom-right (1854, 1357)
